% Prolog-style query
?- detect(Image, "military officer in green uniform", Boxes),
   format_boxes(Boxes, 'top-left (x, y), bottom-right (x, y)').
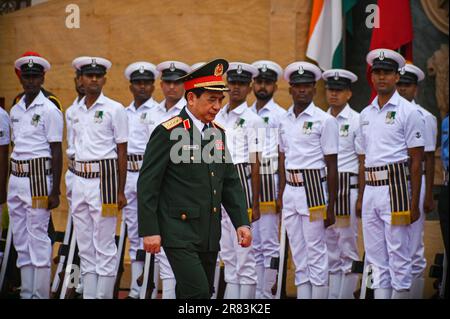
top-left (138, 59), bottom-right (252, 299)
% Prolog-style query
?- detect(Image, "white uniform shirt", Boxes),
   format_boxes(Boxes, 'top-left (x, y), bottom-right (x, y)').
top-left (250, 98), bottom-right (286, 160)
top-left (152, 98), bottom-right (186, 133)
top-left (413, 101), bottom-right (437, 153)
top-left (72, 93), bottom-right (128, 161)
top-left (126, 97), bottom-right (159, 155)
top-left (327, 104), bottom-right (362, 174)
top-left (279, 102), bottom-right (339, 170)
top-left (215, 102), bottom-right (264, 164)
top-left (359, 91), bottom-right (425, 168)
top-left (65, 97), bottom-right (83, 158)
top-left (0, 107), bottom-right (10, 146)
top-left (10, 91), bottom-right (63, 160)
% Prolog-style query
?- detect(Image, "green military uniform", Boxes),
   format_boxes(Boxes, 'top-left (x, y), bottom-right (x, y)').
top-left (137, 59), bottom-right (250, 299)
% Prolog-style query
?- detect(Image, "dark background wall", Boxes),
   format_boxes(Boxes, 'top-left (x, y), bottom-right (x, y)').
top-left (346, 0), bottom-right (448, 121)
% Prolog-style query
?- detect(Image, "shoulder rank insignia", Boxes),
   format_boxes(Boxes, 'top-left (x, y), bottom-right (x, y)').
top-left (212, 121), bottom-right (226, 131)
top-left (162, 116), bottom-right (183, 130)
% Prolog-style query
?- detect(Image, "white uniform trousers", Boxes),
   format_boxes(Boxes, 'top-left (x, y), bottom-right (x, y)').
top-left (409, 175), bottom-right (427, 279)
top-left (362, 185), bottom-right (412, 292)
top-left (282, 184), bottom-right (328, 287)
top-left (326, 188), bottom-right (360, 274)
top-left (65, 170), bottom-right (75, 211)
top-left (123, 172), bottom-right (143, 262)
top-left (7, 174), bottom-right (52, 269)
top-left (220, 208), bottom-right (257, 286)
top-left (71, 175), bottom-right (118, 277)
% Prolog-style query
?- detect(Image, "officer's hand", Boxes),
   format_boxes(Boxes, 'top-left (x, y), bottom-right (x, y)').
top-left (237, 226), bottom-right (252, 248)
top-left (48, 194), bottom-right (60, 210)
top-left (276, 195), bottom-right (283, 214)
top-left (410, 206), bottom-right (420, 224)
top-left (356, 197), bottom-right (363, 218)
top-left (251, 204), bottom-right (261, 223)
top-left (117, 192), bottom-right (128, 210)
top-left (423, 194), bottom-right (435, 214)
top-left (143, 235), bottom-right (161, 254)
top-left (324, 205), bottom-right (335, 228)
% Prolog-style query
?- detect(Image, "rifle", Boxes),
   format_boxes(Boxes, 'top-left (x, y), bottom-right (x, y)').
top-left (137, 251), bottom-right (156, 299)
top-left (113, 217), bottom-right (127, 298)
top-left (275, 215), bottom-right (288, 299)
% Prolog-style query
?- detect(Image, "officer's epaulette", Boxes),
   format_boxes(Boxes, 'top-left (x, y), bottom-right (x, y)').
top-left (47, 95), bottom-right (62, 110)
top-left (212, 121), bottom-right (225, 131)
top-left (162, 116), bottom-right (183, 130)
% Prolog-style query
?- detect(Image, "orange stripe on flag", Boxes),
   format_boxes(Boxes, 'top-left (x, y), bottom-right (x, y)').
top-left (308, 0), bottom-right (324, 40)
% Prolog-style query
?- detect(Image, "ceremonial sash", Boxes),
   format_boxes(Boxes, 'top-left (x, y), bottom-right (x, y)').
top-left (235, 163), bottom-right (252, 222)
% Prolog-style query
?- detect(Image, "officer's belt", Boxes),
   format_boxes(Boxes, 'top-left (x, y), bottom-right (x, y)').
top-left (68, 157), bottom-right (75, 174)
top-left (73, 159), bottom-right (120, 217)
top-left (365, 162), bottom-right (411, 226)
top-left (286, 168), bottom-right (327, 222)
top-left (335, 172), bottom-right (358, 228)
top-left (127, 154), bottom-right (144, 172)
top-left (259, 158), bottom-right (278, 214)
top-left (10, 157), bottom-right (51, 209)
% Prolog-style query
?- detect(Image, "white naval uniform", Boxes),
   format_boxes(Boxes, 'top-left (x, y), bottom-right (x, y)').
top-left (124, 97), bottom-right (158, 298)
top-left (8, 91), bottom-right (63, 299)
top-left (359, 91), bottom-right (425, 298)
top-left (409, 101), bottom-right (437, 298)
top-left (0, 107), bottom-right (10, 264)
top-left (70, 93), bottom-right (128, 299)
top-left (250, 98), bottom-right (285, 299)
top-left (147, 98), bottom-right (186, 298)
top-left (279, 102), bottom-right (339, 299)
top-left (325, 104), bottom-right (361, 299)
top-left (215, 102), bottom-right (264, 299)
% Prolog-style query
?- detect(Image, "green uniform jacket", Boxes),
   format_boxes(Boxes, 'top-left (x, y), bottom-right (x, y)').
top-left (137, 107), bottom-right (249, 252)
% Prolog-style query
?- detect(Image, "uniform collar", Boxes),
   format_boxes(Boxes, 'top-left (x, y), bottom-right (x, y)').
top-left (327, 104), bottom-right (351, 119)
top-left (251, 98), bottom-right (276, 114)
top-left (185, 106), bottom-right (206, 133)
top-left (287, 101), bottom-right (315, 118)
top-left (78, 92), bottom-right (107, 111)
top-left (17, 90), bottom-right (46, 111)
top-left (127, 97), bottom-right (156, 112)
top-left (158, 97), bottom-right (186, 113)
top-left (371, 90), bottom-right (401, 110)
top-left (225, 101), bottom-right (248, 115)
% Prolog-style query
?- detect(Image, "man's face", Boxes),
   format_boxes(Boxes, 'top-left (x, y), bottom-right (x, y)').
top-left (80, 73), bottom-right (106, 95)
top-left (188, 90), bottom-right (225, 123)
top-left (130, 79), bottom-right (155, 102)
top-left (253, 78), bottom-right (277, 101)
top-left (371, 69), bottom-right (399, 95)
top-left (74, 76), bottom-right (85, 96)
top-left (289, 82), bottom-right (315, 106)
top-left (160, 80), bottom-right (184, 101)
top-left (227, 81), bottom-right (251, 104)
top-left (326, 88), bottom-right (352, 109)
top-left (20, 74), bottom-right (44, 95)
top-left (397, 82), bottom-right (417, 102)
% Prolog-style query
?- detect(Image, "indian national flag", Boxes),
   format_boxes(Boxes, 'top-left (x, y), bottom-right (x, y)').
top-left (306, 0), bottom-right (358, 70)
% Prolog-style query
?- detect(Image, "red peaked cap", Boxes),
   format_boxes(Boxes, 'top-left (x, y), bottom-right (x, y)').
top-left (15, 51), bottom-right (44, 78)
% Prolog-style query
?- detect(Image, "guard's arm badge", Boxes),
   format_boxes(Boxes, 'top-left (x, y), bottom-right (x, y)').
top-left (162, 116), bottom-right (183, 130)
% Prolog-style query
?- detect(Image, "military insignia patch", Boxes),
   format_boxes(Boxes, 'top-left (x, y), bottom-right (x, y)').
top-left (235, 118), bottom-right (245, 128)
top-left (340, 124), bottom-right (350, 137)
top-left (94, 110), bottom-right (104, 123)
top-left (303, 121), bottom-right (313, 134)
top-left (263, 117), bottom-right (269, 125)
top-left (162, 116), bottom-right (182, 130)
top-left (183, 119), bottom-right (191, 130)
top-left (140, 112), bottom-right (147, 123)
top-left (385, 111), bottom-right (396, 124)
top-left (31, 114), bottom-right (41, 127)
top-left (214, 63), bottom-right (224, 77)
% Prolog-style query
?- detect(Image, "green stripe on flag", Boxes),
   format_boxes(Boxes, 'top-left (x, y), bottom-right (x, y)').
top-left (332, 41), bottom-right (344, 68)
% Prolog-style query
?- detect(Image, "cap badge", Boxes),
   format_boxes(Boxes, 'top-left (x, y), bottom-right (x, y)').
top-left (28, 59), bottom-right (34, 68)
top-left (399, 68), bottom-right (406, 75)
top-left (379, 51), bottom-right (385, 61)
top-left (214, 63), bottom-right (224, 77)
top-left (91, 58), bottom-right (97, 67)
top-left (139, 65), bottom-right (145, 74)
top-left (237, 65), bottom-right (243, 74)
top-left (262, 64), bottom-right (268, 72)
top-left (169, 63), bottom-right (176, 72)
top-left (298, 66), bottom-right (304, 75)
top-left (334, 72), bottom-right (340, 81)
